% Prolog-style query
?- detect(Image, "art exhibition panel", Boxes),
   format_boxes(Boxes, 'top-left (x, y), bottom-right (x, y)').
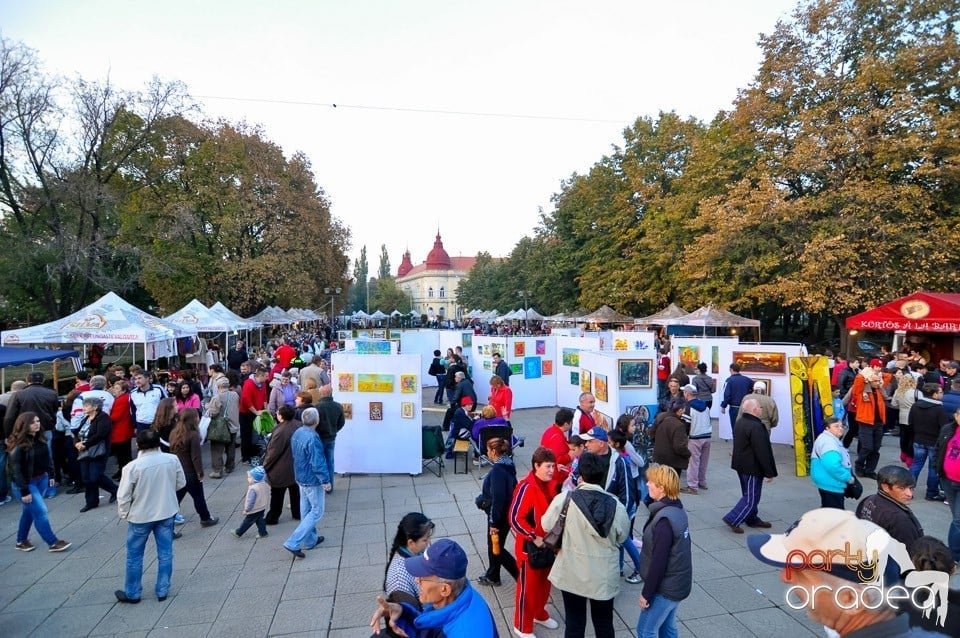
top-left (331, 351), bottom-right (422, 474)
top-left (471, 336), bottom-right (558, 409)
top-left (579, 350), bottom-right (658, 430)
top-left (399, 329), bottom-right (442, 387)
top-left (555, 335), bottom-right (601, 409)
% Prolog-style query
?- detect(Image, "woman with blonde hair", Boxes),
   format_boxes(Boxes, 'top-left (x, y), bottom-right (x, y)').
top-left (892, 373), bottom-right (919, 466)
top-left (488, 374), bottom-right (513, 422)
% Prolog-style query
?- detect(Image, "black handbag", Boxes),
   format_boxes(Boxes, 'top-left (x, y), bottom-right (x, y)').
top-left (844, 476), bottom-right (863, 500)
top-left (543, 492), bottom-right (571, 550)
top-left (524, 540), bottom-right (556, 570)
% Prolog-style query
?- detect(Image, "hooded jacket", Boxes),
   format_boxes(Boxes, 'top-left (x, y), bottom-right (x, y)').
top-left (909, 398), bottom-right (947, 447)
top-left (542, 483), bottom-right (629, 600)
top-left (396, 582), bottom-right (498, 638)
top-left (481, 457), bottom-right (517, 527)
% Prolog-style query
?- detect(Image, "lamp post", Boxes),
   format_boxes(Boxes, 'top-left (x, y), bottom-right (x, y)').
top-left (324, 287), bottom-right (341, 324)
top-left (518, 290), bottom-right (530, 335)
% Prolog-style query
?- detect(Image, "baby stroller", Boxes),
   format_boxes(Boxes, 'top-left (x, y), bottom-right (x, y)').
top-left (250, 412), bottom-right (275, 467)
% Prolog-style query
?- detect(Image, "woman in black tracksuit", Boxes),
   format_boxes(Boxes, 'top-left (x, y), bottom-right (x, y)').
top-left (477, 437), bottom-right (518, 587)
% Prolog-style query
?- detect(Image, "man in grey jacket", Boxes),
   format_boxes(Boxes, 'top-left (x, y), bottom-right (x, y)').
top-left (115, 429), bottom-right (186, 604)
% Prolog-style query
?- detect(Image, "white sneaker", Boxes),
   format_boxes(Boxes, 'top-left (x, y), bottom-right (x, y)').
top-left (534, 617), bottom-right (559, 629)
top-left (513, 628), bottom-right (537, 638)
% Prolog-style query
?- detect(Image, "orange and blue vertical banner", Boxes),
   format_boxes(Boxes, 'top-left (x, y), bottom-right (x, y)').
top-left (789, 356), bottom-right (834, 477)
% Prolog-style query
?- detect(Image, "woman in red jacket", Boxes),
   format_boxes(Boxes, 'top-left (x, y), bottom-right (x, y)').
top-left (488, 375), bottom-right (514, 423)
top-left (510, 446), bottom-right (558, 637)
top-left (109, 380), bottom-right (134, 480)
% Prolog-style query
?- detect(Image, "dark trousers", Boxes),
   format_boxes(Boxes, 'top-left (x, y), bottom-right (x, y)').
top-left (855, 424), bottom-right (884, 474)
top-left (80, 457), bottom-right (117, 507)
top-left (239, 412), bottom-right (257, 461)
top-left (560, 589), bottom-right (615, 638)
top-left (112, 439), bottom-right (133, 475)
top-left (51, 432), bottom-right (70, 483)
top-left (843, 415), bottom-right (859, 448)
top-left (484, 521), bottom-right (518, 583)
top-left (236, 511), bottom-right (267, 536)
top-left (433, 376), bottom-right (446, 403)
top-left (723, 472), bottom-right (764, 527)
top-left (265, 484), bottom-right (301, 524)
top-left (176, 476), bottom-right (212, 521)
top-left (819, 489), bottom-right (845, 510)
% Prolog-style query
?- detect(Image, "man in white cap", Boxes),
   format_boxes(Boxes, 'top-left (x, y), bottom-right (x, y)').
top-left (744, 380), bottom-right (779, 432)
top-left (748, 508), bottom-right (949, 636)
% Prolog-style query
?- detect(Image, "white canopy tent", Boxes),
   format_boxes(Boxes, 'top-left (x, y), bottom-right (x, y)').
top-left (0, 291), bottom-right (193, 364)
top-left (209, 302), bottom-right (261, 331)
top-left (165, 299), bottom-right (247, 333)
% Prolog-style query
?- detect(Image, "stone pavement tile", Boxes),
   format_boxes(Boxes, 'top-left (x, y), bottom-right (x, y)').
top-left (158, 589), bottom-right (228, 626)
top-left (0, 582), bottom-right (31, 609)
top-left (681, 613), bottom-right (758, 638)
top-left (735, 606), bottom-right (819, 637)
top-left (693, 525), bottom-right (750, 552)
top-left (222, 586), bottom-right (282, 617)
top-left (60, 576), bottom-right (126, 608)
top-left (1, 578), bottom-right (86, 612)
top-left (345, 506), bottom-right (384, 526)
top-left (432, 515), bottom-right (470, 536)
top-left (2, 608), bottom-right (51, 638)
top-left (338, 540), bottom-right (386, 567)
top-left (288, 545), bottom-right (344, 571)
top-left (330, 590), bottom-right (382, 630)
top-left (674, 582), bottom-right (727, 620)
top-left (91, 553), bottom-right (129, 579)
top-left (31, 602), bottom-right (113, 638)
top-left (741, 568), bottom-right (792, 606)
top-left (178, 564), bottom-right (242, 593)
top-left (712, 546), bottom-right (778, 576)
top-left (343, 522), bottom-right (388, 544)
top-left (146, 623), bottom-right (211, 637)
top-left (269, 596), bottom-right (333, 634)
top-left (236, 560), bottom-right (291, 588)
top-left (335, 564), bottom-right (386, 594)
top-left (3, 562), bottom-right (55, 586)
top-left (699, 576), bottom-right (776, 613)
top-left (348, 487), bottom-right (387, 507)
top-left (689, 550), bottom-right (736, 581)
top-left (207, 614), bottom-right (273, 638)
top-left (281, 568), bottom-right (338, 600)
top-left (88, 600), bottom-right (166, 635)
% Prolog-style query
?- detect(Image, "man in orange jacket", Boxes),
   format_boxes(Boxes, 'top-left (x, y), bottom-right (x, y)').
top-left (852, 370), bottom-right (887, 480)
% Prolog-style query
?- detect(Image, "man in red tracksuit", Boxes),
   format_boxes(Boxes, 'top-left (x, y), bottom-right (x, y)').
top-left (539, 408), bottom-right (574, 486)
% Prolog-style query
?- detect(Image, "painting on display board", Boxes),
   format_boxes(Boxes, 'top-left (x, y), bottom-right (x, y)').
top-left (594, 373), bottom-right (608, 402)
top-left (580, 369), bottom-right (591, 393)
top-left (561, 348), bottom-right (580, 367)
top-left (613, 338), bottom-right (628, 351)
top-left (619, 360), bottom-right (652, 388)
top-left (369, 402), bottom-right (383, 421)
top-left (789, 356), bottom-right (834, 477)
top-left (752, 378), bottom-right (773, 394)
top-left (462, 333), bottom-right (472, 348)
top-left (357, 374), bottom-right (395, 392)
top-left (711, 346), bottom-right (720, 374)
top-left (732, 351), bottom-right (787, 375)
top-left (542, 360), bottom-right (553, 375)
top-left (357, 330), bottom-right (372, 339)
top-left (483, 360), bottom-right (491, 370)
top-left (514, 341), bottom-right (526, 357)
top-left (338, 373), bottom-right (355, 392)
top-left (400, 374), bottom-right (417, 393)
top-left (483, 344), bottom-right (491, 356)
top-left (357, 340), bottom-right (391, 355)
top-left (401, 402), bottom-right (415, 419)
top-left (625, 405), bottom-right (652, 430)
top-left (524, 356), bottom-right (542, 379)
top-left (372, 329), bottom-right (387, 339)
top-left (570, 371), bottom-right (580, 386)
top-left (678, 345), bottom-right (700, 375)
top-left (342, 403), bottom-right (353, 419)
top-left (510, 363), bottom-right (522, 375)
top-left (535, 340), bottom-right (546, 355)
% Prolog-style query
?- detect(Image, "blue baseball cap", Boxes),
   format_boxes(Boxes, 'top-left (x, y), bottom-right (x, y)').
top-left (579, 426), bottom-right (608, 442)
top-left (404, 539), bottom-right (467, 580)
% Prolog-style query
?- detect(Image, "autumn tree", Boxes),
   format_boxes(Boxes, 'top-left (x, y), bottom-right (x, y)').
top-left (348, 246), bottom-right (369, 312)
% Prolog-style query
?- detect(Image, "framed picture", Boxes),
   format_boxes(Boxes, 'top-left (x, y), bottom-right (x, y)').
top-left (482, 344), bottom-right (491, 356)
top-left (580, 369), bottom-right (591, 393)
top-left (369, 402), bottom-right (383, 421)
top-left (524, 356), bottom-right (542, 379)
top-left (372, 329), bottom-right (387, 339)
top-left (535, 340), bottom-right (546, 355)
top-left (357, 373), bottom-right (395, 392)
top-left (711, 346), bottom-right (720, 374)
top-left (594, 373), bottom-right (608, 402)
top-left (542, 360), bottom-right (553, 375)
top-left (483, 360), bottom-right (491, 370)
top-left (357, 340), bottom-right (390, 355)
top-left (613, 338), bottom-right (628, 351)
top-left (732, 351), bottom-right (787, 375)
top-left (678, 345), bottom-right (700, 375)
top-left (752, 378), bottom-right (773, 394)
top-left (570, 371), bottom-right (580, 386)
top-left (510, 363), bottom-right (522, 375)
top-left (514, 341), bottom-right (526, 357)
top-left (342, 403), bottom-right (353, 419)
top-left (400, 374), bottom-right (417, 393)
top-left (619, 359), bottom-right (653, 388)
top-left (561, 348), bottom-right (580, 367)
top-left (401, 402), bottom-right (415, 419)
top-left (462, 333), bottom-right (473, 347)
top-left (337, 373), bottom-right (355, 392)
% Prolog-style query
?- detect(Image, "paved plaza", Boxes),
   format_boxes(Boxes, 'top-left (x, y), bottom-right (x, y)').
top-left (0, 391), bottom-right (953, 637)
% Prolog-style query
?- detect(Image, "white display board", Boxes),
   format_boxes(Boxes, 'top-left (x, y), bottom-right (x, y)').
top-left (400, 330), bottom-right (442, 387)
top-left (332, 351), bottom-right (423, 474)
top-left (672, 338), bottom-right (805, 445)
top-left (579, 350), bottom-right (659, 429)
top-left (471, 336), bottom-right (558, 409)
top-left (555, 335), bottom-right (601, 409)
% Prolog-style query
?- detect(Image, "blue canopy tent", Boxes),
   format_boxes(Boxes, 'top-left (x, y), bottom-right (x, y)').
top-left (0, 346), bottom-right (80, 392)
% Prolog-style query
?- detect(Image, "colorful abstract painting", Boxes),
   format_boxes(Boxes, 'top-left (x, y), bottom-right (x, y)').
top-left (594, 373), bottom-right (608, 402)
top-left (401, 402), bottom-right (415, 419)
top-left (535, 340), bottom-right (546, 355)
top-left (524, 356), bottom-right (542, 379)
top-left (337, 373), bottom-right (355, 392)
top-left (561, 348), bottom-right (580, 367)
top-left (356, 340), bottom-right (390, 355)
top-left (342, 403), bottom-right (353, 419)
top-left (613, 338), bottom-right (628, 351)
top-left (369, 401), bottom-right (383, 421)
top-left (571, 371), bottom-right (580, 386)
top-left (678, 345), bottom-right (700, 375)
top-left (581, 370), bottom-right (591, 393)
top-left (400, 374), bottom-right (417, 393)
top-left (357, 374), bottom-right (395, 392)
top-left (732, 351), bottom-right (787, 375)
top-left (542, 360), bottom-right (553, 375)
top-left (514, 341), bottom-right (526, 357)
top-left (619, 360), bottom-right (652, 388)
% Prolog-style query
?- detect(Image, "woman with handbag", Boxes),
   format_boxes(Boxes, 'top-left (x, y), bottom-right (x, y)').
top-left (543, 452), bottom-right (630, 638)
top-left (74, 396), bottom-right (117, 513)
top-left (109, 379), bottom-right (135, 480)
top-left (477, 436), bottom-right (518, 587)
top-left (205, 377), bottom-right (240, 479)
top-left (811, 416), bottom-right (857, 509)
top-left (169, 409), bottom-right (219, 528)
top-left (509, 446), bottom-right (558, 638)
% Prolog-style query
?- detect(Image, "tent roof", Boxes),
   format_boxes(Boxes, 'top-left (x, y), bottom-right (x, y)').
top-left (524, 308), bottom-right (545, 321)
top-left (209, 302), bottom-right (261, 329)
top-left (165, 299), bottom-right (246, 332)
top-left (634, 303), bottom-right (689, 325)
top-left (249, 307), bottom-right (294, 325)
top-left (369, 310), bottom-right (390, 320)
top-left (845, 292), bottom-right (960, 332)
top-left (1, 291), bottom-right (192, 346)
top-left (0, 346), bottom-right (80, 368)
top-left (667, 304), bottom-right (760, 328)
top-left (580, 305), bottom-right (635, 324)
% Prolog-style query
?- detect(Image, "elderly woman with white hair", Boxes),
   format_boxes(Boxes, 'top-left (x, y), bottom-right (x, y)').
top-left (74, 395), bottom-right (118, 512)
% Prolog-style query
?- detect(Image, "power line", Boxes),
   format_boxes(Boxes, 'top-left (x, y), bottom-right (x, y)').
top-left (193, 94), bottom-right (625, 124)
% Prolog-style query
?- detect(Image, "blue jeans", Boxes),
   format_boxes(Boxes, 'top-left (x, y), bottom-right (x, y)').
top-left (10, 474), bottom-right (59, 545)
top-left (284, 484), bottom-right (325, 551)
top-left (619, 536), bottom-right (642, 573)
top-left (910, 443), bottom-right (941, 498)
top-left (940, 478), bottom-right (960, 561)
top-left (321, 439), bottom-right (336, 490)
top-left (0, 446), bottom-right (8, 499)
top-left (125, 516), bottom-right (175, 599)
top-left (433, 375), bottom-right (446, 402)
top-left (636, 593), bottom-right (681, 638)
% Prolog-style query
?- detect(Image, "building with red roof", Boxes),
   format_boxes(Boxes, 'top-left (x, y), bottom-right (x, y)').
top-left (396, 232), bottom-right (476, 322)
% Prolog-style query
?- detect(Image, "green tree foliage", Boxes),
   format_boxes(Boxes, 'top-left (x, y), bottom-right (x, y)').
top-left (377, 244), bottom-right (391, 280)
top-left (370, 277), bottom-right (410, 314)
top-left (347, 246), bottom-right (369, 312)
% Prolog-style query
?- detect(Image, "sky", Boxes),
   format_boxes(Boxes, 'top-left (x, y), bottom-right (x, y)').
top-left (2, 0), bottom-right (799, 274)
